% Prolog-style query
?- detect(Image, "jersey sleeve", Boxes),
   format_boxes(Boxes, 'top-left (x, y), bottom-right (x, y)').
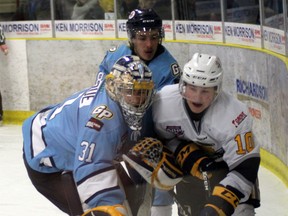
top-left (74, 128), bottom-right (126, 208)
top-left (73, 103), bottom-right (128, 209)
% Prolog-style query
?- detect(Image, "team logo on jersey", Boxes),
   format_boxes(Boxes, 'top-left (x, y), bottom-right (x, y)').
top-left (86, 117), bottom-right (104, 131)
top-left (166, 126), bottom-right (184, 136)
top-left (92, 105), bottom-right (113, 120)
top-left (232, 111), bottom-right (247, 128)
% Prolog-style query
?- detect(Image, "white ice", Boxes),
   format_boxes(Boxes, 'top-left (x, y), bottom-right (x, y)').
top-left (1, 125), bottom-right (288, 215)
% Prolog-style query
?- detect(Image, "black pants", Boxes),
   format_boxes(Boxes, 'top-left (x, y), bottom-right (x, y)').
top-left (175, 167), bottom-right (260, 216)
top-left (176, 165), bottom-right (229, 216)
top-left (23, 155), bottom-right (82, 215)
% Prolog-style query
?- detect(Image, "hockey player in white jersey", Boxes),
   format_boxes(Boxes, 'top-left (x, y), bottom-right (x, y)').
top-left (151, 53), bottom-right (261, 215)
top-left (22, 55), bottom-right (155, 216)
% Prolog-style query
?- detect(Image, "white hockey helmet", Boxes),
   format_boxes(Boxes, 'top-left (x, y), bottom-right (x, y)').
top-left (106, 55), bottom-right (155, 131)
top-left (180, 53), bottom-right (223, 95)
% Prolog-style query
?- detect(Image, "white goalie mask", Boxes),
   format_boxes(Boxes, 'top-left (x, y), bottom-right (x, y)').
top-left (106, 55), bottom-right (155, 131)
top-left (179, 53), bottom-right (223, 101)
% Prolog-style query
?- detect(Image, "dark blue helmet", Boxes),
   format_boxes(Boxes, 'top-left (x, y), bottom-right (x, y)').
top-left (126, 8), bottom-right (164, 41)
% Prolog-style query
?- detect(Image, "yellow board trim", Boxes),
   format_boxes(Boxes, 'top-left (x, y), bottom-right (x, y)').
top-left (2, 110), bottom-right (35, 125)
top-left (6, 38), bottom-right (288, 66)
top-left (260, 148), bottom-right (288, 188)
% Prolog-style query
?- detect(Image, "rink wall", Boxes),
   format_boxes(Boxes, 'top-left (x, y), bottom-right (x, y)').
top-left (0, 38), bottom-right (288, 186)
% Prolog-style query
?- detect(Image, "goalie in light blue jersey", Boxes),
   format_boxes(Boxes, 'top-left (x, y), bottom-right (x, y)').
top-left (22, 55), bottom-right (155, 216)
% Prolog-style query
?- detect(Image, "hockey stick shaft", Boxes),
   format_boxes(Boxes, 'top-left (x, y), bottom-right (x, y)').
top-left (202, 171), bottom-right (211, 200)
top-left (168, 189), bottom-right (191, 216)
top-left (137, 183), bottom-right (153, 216)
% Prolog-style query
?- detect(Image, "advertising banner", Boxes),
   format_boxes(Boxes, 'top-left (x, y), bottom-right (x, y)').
top-left (263, 26), bottom-right (286, 55)
top-left (225, 22), bottom-right (261, 48)
top-left (163, 21), bottom-right (173, 40)
top-left (117, 20), bottom-right (127, 39)
top-left (174, 20), bottom-right (223, 42)
top-left (55, 20), bottom-right (115, 38)
top-left (0, 21), bottom-right (52, 38)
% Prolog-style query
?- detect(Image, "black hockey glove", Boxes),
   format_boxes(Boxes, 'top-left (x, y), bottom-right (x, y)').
top-left (199, 185), bottom-right (244, 216)
top-left (174, 142), bottom-right (217, 180)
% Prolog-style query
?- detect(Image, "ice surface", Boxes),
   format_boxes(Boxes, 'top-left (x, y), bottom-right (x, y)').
top-left (1, 125), bottom-right (287, 215)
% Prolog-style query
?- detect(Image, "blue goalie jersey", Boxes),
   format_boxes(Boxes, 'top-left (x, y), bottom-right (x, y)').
top-left (22, 72), bottom-right (129, 208)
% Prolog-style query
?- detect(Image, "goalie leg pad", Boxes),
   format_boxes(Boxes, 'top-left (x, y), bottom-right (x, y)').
top-left (122, 137), bottom-right (183, 190)
top-left (82, 204), bottom-right (127, 216)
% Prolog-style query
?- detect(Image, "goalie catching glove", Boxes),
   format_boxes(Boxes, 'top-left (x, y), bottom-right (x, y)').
top-left (82, 204), bottom-right (127, 216)
top-left (122, 137), bottom-right (183, 190)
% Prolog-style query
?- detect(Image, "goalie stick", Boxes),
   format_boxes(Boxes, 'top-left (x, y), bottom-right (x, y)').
top-left (115, 161), bottom-right (153, 216)
top-left (169, 172), bottom-right (211, 216)
top-left (136, 181), bottom-right (153, 216)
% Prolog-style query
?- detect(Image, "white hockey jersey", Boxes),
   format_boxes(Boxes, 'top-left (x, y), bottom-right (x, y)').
top-left (152, 84), bottom-right (260, 202)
